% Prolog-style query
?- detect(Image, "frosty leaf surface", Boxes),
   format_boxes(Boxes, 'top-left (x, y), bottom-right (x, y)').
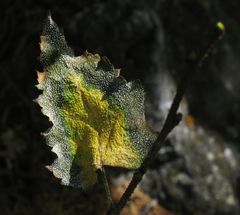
top-left (36, 15), bottom-right (157, 189)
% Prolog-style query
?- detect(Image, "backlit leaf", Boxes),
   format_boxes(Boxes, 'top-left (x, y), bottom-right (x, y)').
top-left (36, 15), bottom-right (157, 189)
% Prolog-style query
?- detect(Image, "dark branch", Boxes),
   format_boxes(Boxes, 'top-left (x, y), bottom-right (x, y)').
top-left (107, 22), bottom-right (225, 215)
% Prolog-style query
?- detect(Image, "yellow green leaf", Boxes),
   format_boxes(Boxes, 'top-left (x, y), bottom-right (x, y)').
top-left (36, 15), bottom-right (157, 189)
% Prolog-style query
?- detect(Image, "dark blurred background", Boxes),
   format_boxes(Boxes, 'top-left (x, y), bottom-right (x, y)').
top-left (1, 0), bottom-right (240, 214)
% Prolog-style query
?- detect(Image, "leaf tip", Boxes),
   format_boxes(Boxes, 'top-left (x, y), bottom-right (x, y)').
top-left (33, 97), bottom-right (39, 104)
top-left (36, 71), bottom-right (46, 84)
top-left (46, 165), bottom-right (53, 172)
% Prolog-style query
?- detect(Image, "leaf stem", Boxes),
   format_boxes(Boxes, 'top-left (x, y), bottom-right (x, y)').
top-left (97, 168), bottom-right (113, 208)
top-left (107, 22), bottom-right (225, 215)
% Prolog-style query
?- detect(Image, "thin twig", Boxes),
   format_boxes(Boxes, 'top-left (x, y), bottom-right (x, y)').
top-left (107, 22), bottom-right (225, 215)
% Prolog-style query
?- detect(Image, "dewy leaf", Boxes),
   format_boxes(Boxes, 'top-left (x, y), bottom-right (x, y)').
top-left (36, 15), bottom-right (157, 189)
